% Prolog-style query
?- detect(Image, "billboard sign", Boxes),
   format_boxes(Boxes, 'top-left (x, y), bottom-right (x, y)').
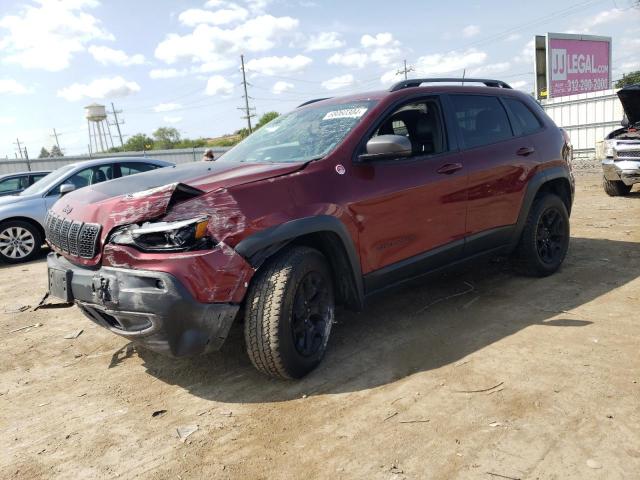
top-left (534, 33), bottom-right (612, 99)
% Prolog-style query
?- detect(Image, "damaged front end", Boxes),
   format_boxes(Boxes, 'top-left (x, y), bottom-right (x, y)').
top-left (46, 180), bottom-right (255, 356)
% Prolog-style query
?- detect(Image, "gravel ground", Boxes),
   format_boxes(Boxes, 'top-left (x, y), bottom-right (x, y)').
top-left (1, 171), bottom-right (639, 479)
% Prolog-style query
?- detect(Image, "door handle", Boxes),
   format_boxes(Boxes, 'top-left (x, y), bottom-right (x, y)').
top-left (516, 147), bottom-right (535, 156)
top-left (436, 163), bottom-right (463, 175)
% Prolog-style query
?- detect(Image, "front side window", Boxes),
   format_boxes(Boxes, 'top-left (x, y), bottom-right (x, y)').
top-left (450, 95), bottom-right (513, 149)
top-left (220, 100), bottom-right (377, 164)
top-left (56, 164), bottom-right (114, 194)
top-left (371, 99), bottom-right (447, 156)
top-left (503, 97), bottom-right (543, 136)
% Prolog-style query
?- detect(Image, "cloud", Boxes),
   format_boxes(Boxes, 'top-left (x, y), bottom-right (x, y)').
top-left (205, 75), bottom-right (234, 96)
top-left (272, 80), bottom-right (294, 94)
top-left (163, 116), bottom-right (183, 124)
top-left (510, 80), bottom-right (528, 90)
top-left (321, 74), bottom-right (354, 91)
top-left (506, 33), bottom-right (521, 42)
top-left (155, 15), bottom-right (298, 65)
top-left (514, 39), bottom-right (534, 64)
top-left (329, 33), bottom-right (401, 69)
top-left (414, 48), bottom-right (487, 75)
top-left (0, 78), bottom-right (29, 94)
top-left (328, 51), bottom-right (368, 69)
top-left (178, 4), bottom-right (248, 26)
top-left (88, 45), bottom-right (145, 66)
top-left (153, 103), bottom-right (181, 112)
top-left (0, 0), bottom-right (113, 71)
top-left (462, 25), bottom-right (480, 38)
top-left (361, 32), bottom-right (397, 48)
top-left (305, 31), bottom-right (344, 51)
top-left (149, 68), bottom-right (188, 79)
top-left (0, 116), bottom-right (16, 126)
top-left (57, 76), bottom-right (141, 101)
top-left (469, 62), bottom-right (511, 76)
top-left (246, 55), bottom-right (311, 75)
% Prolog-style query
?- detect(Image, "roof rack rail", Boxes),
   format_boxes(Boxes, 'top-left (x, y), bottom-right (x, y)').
top-left (297, 97), bottom-right (331, 108)
top-left (389, 78), bottom-right (512, 92)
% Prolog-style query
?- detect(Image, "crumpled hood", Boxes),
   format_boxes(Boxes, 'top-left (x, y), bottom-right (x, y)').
top-left (48, 160), bottom-right (304, 263)
top-left (618, 84), bottom-right (640, 126)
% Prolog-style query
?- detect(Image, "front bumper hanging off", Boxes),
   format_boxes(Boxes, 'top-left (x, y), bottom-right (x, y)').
top-left (47, 253), bottom-right (240, 357)
top-left (602, 158), bottom-right (640, 186)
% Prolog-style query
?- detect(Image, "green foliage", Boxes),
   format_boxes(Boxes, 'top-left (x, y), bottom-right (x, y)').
top-left (50, 145), bottom-right (63, 157)
top-left (124, 133), bottom-right (154, 151)
top-left (174, 138), bottom-right (209, 149)
top-left (615, 71), bottom-right (640, 88)
top-left (254, 111), bottom-right (280, 130)
top-left (152, 127), bottom-right (181, 149)
top-left (38, 147), bottom-right (50, 158)
top-left (209, 135), bottom-right (242, 147)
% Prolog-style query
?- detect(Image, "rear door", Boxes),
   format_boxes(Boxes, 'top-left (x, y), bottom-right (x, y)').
top-left (448, 94), bottom-right (535, 254)
top-left (116, 161), bottom-right (162, 178)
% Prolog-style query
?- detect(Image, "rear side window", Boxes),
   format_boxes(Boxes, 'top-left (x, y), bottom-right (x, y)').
top-left (450, 95), bottom-right (513, 149)
top-left (119, 162), bottom-right (158, 176)
top-left (503, 97), bottom-right (543, 136)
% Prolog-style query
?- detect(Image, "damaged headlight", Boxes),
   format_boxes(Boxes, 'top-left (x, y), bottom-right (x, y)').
top-left (110, 216), bottom-right (213, 252)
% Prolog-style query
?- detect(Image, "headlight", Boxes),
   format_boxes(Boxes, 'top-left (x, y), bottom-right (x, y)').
top-left (604, 140), bottom-right (616, 158)
top-left (110, 216), bottom-right (213, 252)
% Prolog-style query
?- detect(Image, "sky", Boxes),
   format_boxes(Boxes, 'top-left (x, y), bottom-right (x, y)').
top-left (0, 0), bottom-right (639, 159)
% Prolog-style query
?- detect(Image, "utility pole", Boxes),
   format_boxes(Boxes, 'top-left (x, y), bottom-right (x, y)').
top-left (396, 59), bottom-right (414, 80)
top-left (23, 146), bottom-right (31, 171)
top-left (110, 102), bottom-right (125, 147)
top-left (51, 128), bottom-right (61, 150)
top-left (13, 138), bottom-right (24, 160)
top-left (238, 54), bottom-right (255, 133)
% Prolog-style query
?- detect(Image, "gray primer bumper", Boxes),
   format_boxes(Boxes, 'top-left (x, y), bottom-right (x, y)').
top-left (602, 158), bottom-right (640, 186)
top-left (47, 253), bottom-right (239, 357)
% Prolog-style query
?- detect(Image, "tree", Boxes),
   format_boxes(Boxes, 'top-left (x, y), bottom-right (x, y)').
top-left (50, 145), bottom-right (63, 157)
top-left (38, 147), bottom-right (50, 158)
top-left (254, 111), bottom-right (280, 130)
top-left (615, 71), bottom-right (640, 88)
top-left (124, 133), bottom-right (154, 151)
top-left (153, 127), bottom-right (181, 149)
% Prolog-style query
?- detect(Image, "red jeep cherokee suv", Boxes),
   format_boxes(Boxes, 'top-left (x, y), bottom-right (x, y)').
top-left (46, 78), bottom-right (574, 379)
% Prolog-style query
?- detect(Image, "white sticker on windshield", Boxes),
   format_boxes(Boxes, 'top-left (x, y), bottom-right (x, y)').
top-left (323, 107), bottom-right (368, 120)
top-left (264, 125), bottom-right (280, 133)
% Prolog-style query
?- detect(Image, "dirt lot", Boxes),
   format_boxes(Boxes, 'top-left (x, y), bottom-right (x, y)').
top-left (1, 171), bottom-right (639, 480)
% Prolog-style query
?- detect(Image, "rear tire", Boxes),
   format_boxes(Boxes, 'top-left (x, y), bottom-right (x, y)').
top-left (244, 246), bottom-right (335, 379)
top-left (603, 177), bottom-right (632, 197)
top-left (0, 220), bottom-right (42, 264)
top-left (512, 193), bottom-right (570, 277)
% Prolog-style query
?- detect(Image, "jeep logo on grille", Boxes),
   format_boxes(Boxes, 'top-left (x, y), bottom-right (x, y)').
top-left (62, 205), bottom-right (73, 215)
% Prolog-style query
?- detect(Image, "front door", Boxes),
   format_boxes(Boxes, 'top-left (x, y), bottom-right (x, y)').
top-left (348, 97), bottom-right (468, 291)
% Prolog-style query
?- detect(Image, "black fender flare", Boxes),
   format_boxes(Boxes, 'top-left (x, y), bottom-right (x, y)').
top-left (235, 215), bottom-right (365, 309)
top-left (511, 166), bottom-right (574, 249)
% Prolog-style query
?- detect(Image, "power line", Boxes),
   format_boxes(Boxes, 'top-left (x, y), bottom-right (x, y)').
top-left (238, 54), bottom-right (256, 133)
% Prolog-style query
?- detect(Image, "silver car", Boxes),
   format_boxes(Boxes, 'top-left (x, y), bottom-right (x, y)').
top-left (602, 84), bottom-right (640, 196)
top-left (0, 157), bottom-right (173, 263)
top-left (0, 171), bottom-right (51, 197)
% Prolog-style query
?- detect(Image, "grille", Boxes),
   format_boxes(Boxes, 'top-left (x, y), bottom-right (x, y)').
top-left (618, 150), bottom-right (640, 159)
top-left (45, 212), bottom-right (101, 259)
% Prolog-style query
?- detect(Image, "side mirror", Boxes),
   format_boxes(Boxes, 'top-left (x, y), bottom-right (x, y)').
top-left (59, 183), bottom-right (75, 196)
top-left (621, 114), bottom-right (629, 128)
top-left (358, 135), bottom-right (412, 161)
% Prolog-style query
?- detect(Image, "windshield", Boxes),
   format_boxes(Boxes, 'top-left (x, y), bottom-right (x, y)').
top-left (219, 100), bottom-right (377, 164)
top-left (20, 164), bottom-right (75, 196)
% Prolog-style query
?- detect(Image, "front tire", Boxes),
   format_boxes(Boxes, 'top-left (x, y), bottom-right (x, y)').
top-left (513, 193), bottom-right (570, 277)
top-left (0, 220), bottom-right (42, 264)
top-left (603, 177), bottom-right (632, 197)
top-left (244, 246), bottom-right (335, 379)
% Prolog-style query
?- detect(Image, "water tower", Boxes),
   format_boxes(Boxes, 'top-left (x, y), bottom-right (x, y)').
top-left (85, 103), bottom-right (114, 153)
